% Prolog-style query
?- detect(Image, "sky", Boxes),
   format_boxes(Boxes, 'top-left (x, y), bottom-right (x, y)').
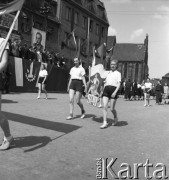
top-left (103, 0), bottom-right (169, 78)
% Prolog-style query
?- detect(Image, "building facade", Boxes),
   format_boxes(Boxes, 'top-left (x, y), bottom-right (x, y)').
top-left (60, 0), bottom-right (109, 68)
top-left (0, 0), bottom-right (109, 69)
top-left (107, 35), bottom-right (149, 83)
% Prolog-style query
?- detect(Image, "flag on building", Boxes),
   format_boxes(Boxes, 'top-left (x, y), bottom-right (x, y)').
top-left (61, 30), bottom-right (77, 51)
top-left (0, 0), bottom-right (25, 15)
top-left (96, 43), bottom-right (106, 60)
top-left (80, 39), bottom-right (88, 57)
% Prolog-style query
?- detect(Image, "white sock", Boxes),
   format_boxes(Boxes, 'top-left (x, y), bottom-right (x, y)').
top-left (4, 135), bottom-right (12, 141)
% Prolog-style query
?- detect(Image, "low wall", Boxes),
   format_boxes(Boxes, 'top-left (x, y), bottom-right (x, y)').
top-left (8, 57), bottom-right (69, 92)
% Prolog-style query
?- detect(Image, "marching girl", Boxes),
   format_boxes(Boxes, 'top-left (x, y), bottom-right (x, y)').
top-left (0, 38), bottom-right (13, 150)
top-left (67, 57), bottom-right (87, 120)
top-left (100, 59), bottom-right (121, 129)
top-left (37, 64), bottom-right (48, 99)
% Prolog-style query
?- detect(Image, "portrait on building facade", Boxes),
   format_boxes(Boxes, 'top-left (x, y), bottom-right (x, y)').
top-left (31, 28), bottom-right (46, 53)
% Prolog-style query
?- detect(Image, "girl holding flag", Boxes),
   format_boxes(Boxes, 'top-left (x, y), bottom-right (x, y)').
top-left (0, 0), bottom-right (25, 150)
top-left (0, 38), bottom-right (13, 150)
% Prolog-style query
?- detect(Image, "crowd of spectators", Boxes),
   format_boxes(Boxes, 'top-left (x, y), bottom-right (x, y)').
top-left (7, 37), bottom-right (66, 68)
top-left (119, 78), bottom-right (169, 104)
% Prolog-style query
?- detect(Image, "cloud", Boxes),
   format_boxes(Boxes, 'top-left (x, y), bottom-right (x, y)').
top-left (130, 29), bottom-right (144, 41)
top-left (108, 27), bottom-right (117, 36)
top-left (152, 5), bottom-right (169, 20)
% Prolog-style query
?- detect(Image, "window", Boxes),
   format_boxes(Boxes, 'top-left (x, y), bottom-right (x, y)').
top-left (35, 21), bottom-right (43, 30)
top-left (89, 20), bottom-right (93, 32)
top-left (101, 27), bottom-right (105, 37)
top-left (82, 16), bottom-right (87, 28)
top-left (48, 2), bottom-right (57, 18)
top-left (74, 12), bottom-right (79, 25)
top-left (66, 7), bottom-right (71, 21)
top-left (96, 24), bottom-right (99, 35)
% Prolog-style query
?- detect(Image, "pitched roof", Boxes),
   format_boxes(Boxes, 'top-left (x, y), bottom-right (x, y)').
top-left (163, 73), bottom-right (169, 78)
top-left (111, 43), bottom-right (146, 62)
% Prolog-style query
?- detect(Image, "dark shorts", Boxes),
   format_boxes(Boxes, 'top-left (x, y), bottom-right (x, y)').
top-left (70, 79), bottom-right (83, 93)
top-left (38, 77), bottom-right (47, 84)
top-left (145, 88), bottom-right (151, 94)
top-left (102, 86), bottom-right (118, 99)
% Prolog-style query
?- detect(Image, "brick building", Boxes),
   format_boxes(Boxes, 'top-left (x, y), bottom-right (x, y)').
top-left (107, 35), bottom-right (149, 83)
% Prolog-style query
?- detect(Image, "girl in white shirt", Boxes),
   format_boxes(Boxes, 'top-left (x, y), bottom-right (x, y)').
top-left (0, 38), bottom-right (13, 150)
top-left (37, 64), bottom-right (48, 99)
top-left (100, 59), bottom-right (121, 129)
top-left (67, 57), bottom-right (87, 120)
top-left (144, 78), bottom-right (152, 107)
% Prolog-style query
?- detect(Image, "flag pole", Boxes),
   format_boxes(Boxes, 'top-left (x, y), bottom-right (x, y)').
top-left (1, 10), bottom-right (21, 59)
top-left (87, 17), bottom-right (90, 68)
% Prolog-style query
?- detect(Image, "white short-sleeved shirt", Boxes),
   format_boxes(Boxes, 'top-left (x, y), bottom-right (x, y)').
top-left (145, 82), bottom-right (152, 89)
top-left (39, 69), bottom-right (48, 77)
top-left (0, 38), bottom-right (9, 52)
top-left (70, 66), bottom-right (85, 80)
top-left (137, 84), bottom-right (141, 88)
top-left (164, 86), bottom-right (169, 94)
top-left (105, 70), bottom-right (121, 87)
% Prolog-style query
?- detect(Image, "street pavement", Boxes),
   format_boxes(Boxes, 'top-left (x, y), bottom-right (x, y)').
top-left (0, 93), bottom-right (169, 180)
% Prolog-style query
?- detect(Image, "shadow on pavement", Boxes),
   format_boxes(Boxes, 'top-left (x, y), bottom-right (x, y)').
top-left (2, 99), bottom-right (18, 103)
top-left (90, 114), bottom-right (128, 127)
top-left (12, 136), bottom-right (52, 152)
top-left (3, 111), bottom-right (81, 134)
top-left (2, 111), bottom-right (81, 152)
top-left (114, 121), bottom-right (128, 127)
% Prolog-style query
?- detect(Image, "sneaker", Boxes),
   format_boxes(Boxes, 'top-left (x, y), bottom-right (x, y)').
top-left (100, 122), bottom-right (108, 129)
top-left (112, 117), bottom-right (118, 126)
top-left (80, 110), bottom-right (86, 119)
top-left (37, 96), bottom-right (40, 99)
top-left (144, 104), bottom-right (147, 107)
top-left (0, 137), bottom-right (14, 151)
top-left (97, 104), bottom-right (102, 108)
top-left (66, 115), bottom-right (73, 120)
top-left (148, 104), bottom-right (150, 107)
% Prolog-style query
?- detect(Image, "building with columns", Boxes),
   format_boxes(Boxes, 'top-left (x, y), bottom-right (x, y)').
top-left (107, 35), bottom-right (149, 83)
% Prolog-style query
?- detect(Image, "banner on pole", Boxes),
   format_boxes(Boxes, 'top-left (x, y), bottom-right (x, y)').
top-left (0, 0), bottom-right (25, 15)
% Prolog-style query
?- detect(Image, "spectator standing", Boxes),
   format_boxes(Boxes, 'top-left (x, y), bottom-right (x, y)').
top-left (163, 83), bottom-right (169, 104)
top-left (137, 83), bottom-right (142, 100)
top-left (155, 80), bottom-right (164, 105)
top-left (144, 78), bottom-right (152, 107)
top-left (131, 80), bottom-right (138, 100)
top-left (141, 80), bottom-right (145, 100)
top-left (150, 84), bottom-right (156, 100)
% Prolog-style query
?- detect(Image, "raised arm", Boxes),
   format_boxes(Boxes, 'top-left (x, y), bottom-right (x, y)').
top-left (0, 49), bottom-right (8, 73)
